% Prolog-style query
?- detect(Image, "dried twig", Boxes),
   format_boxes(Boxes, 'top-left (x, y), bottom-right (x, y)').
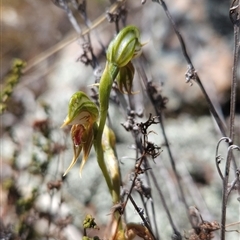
top-left (137, 65), bottom-right (190, 225)
top-left (220, 1), bottom-right (240, 239)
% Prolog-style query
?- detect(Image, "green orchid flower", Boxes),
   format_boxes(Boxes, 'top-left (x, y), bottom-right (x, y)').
top-left (107, 25), bottom-right (143, 68)
top-left (61, 26), bottom-right (144, 237)
top-left (61, 91), bottom-right (99, 176)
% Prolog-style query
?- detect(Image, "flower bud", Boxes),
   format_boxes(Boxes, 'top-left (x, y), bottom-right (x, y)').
top-left (116, 61), bottom-right (135, 94)
top-left (107, 25), bottom-right (142, 68)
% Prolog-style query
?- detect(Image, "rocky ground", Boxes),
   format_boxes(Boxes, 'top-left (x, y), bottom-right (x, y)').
top-left (1, 0), bottom-right (240, 239)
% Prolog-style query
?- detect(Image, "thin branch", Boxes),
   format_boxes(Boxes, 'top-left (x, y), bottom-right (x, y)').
top-left (144, 166), bottom-right (161, 240)
top-left (226, 170), bottom-right (239, 199)
top-left (221, 1), bottom-right (240, 239)
top-left (226, 221), bottom-right (240, 228)
top-left (54, 0), bottom-right (82, 33)
top-left (215, 137), bottom-right (233, 180)
top-left (128, 194), bottom-right (156, 239)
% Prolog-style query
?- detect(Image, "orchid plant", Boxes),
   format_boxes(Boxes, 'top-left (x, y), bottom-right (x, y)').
top-left (61, 26), bottom-right (152, 240)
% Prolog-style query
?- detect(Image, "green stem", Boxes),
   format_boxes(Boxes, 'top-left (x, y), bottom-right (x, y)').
top-left (95, 62), bottom-right (119, 198)
top-left (98, 62), bottom-right (119, 136)
top-left (94, 141), bottom-right (112, 195)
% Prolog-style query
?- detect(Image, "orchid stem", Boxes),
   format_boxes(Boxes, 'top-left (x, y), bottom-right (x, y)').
top-left (95, 62), bottom-right (119, 201)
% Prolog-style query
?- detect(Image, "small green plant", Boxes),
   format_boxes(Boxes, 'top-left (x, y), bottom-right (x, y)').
top-left (61, 26), bottom-right (153, 239)
top-left (0, 59), bottom-right (26, 114)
